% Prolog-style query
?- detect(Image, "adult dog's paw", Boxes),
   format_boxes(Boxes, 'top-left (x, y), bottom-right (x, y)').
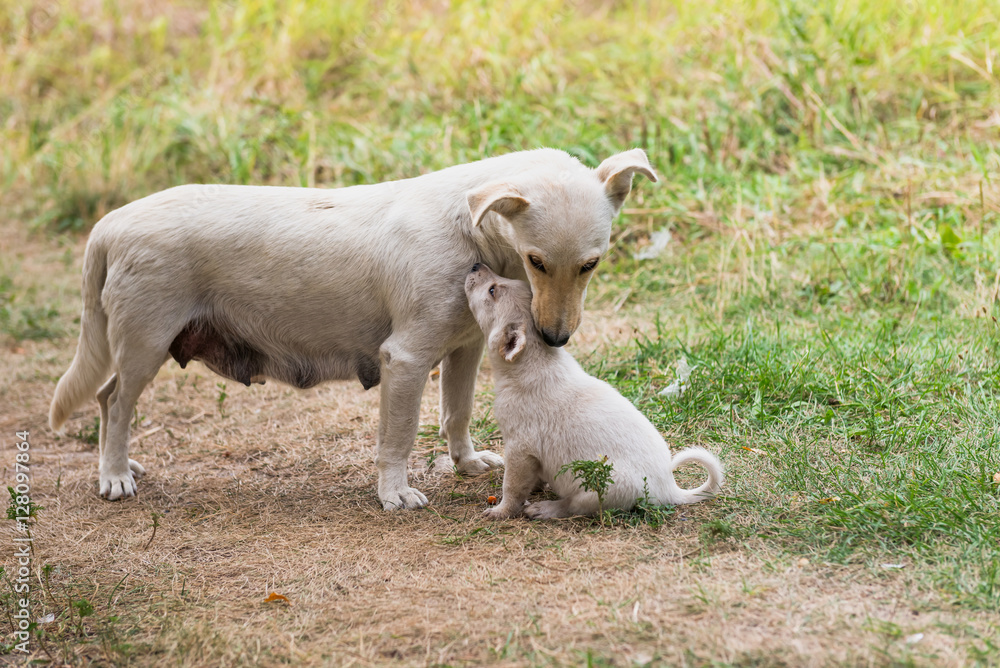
top-left (380, 486), bottom-right (429, 511)
top-left (99, 469), bottom-right (138, 501)
top-left (454, 449), bottom-right (504, 475)
top-left (129, 459), bottom-right (146, 479)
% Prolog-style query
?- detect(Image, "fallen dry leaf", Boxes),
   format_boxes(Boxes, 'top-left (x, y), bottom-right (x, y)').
top-left (264, 592), bottom-right (289, 603)
top-left (741, 446), bottom-right (769, 456)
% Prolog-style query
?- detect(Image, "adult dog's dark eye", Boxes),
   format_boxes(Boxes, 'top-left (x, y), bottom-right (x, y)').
top-left (489, 285), bottom-right (496, 297)
top-left (580, 260), bottom-right (598, 274)
top-left (528, 255), bottom-right (546, 273)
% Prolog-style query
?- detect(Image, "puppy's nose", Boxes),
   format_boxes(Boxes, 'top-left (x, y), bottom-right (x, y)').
top-left (542, 331), bottom-right (570, 347)
top-left (470, 263), bottom-right (481, 273)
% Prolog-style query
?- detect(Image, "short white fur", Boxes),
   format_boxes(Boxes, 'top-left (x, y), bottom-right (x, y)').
top-left (465, 265), bottom-right (724, 520)
top-left (48, 148), bottom-right (657, 509)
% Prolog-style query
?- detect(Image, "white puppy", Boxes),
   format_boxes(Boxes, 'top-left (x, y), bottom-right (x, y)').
top-left (48, 148), bottom-right (657, 509)
top-left (465, 265), bottom-right (724, 519)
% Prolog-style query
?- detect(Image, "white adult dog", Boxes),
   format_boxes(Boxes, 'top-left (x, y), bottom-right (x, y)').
top-left (465, 265), bottom-right (724, 519)
top-left (49, 148), bottom-right (657, 509)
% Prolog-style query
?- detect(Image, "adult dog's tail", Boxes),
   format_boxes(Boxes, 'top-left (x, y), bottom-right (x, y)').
top-left (49, 237), bottom-right (111, 431)
top-left (664, 447), bottom-right (724, 505)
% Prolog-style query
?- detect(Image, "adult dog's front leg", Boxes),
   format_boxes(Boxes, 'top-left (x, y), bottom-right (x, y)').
top-left (376, 338), bottom-right (434, 510)
top-left (440, 338), bottom-right (503, 475)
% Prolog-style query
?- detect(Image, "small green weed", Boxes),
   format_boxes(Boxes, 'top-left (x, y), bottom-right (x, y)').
top-left (0, 561), bottom-right (136, 662)
top-left (417, 425), bottom-right (442, 468)
top-left (216, 382), bottom-right (228, 418)
top-left (6, 485), bottom-right (43, 526)
top-left (605, 479), bottom-right (676, 528)
top-left (556, 456), bottom-right (615, 523)
top-left (73, 416), bottom-right (100, 446)
top-left (425, 448), bottom-right (440, 469)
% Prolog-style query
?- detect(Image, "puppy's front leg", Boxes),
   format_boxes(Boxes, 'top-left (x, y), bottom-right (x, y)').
top-left (376, 338), bottom-right (433, 510)
top-left (440, 338), bottom-right (503, 474)
top-left (484, 449), bottom-right (538, 520)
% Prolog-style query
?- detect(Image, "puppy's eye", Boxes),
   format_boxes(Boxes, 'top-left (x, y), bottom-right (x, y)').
top-left (528, 255), bottom-right (546, 273)
top-left (489, 285), bottom-right (496, 297)
top-left (580, 260), bottom-right (598, 274)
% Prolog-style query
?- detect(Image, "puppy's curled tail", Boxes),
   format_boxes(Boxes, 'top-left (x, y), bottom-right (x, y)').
top-left (666, 447), bottom-right (724, 505)
top-left (49, 237), bottom-right (111, 431)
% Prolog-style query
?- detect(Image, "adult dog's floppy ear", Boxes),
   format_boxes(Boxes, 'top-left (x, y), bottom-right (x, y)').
top-left (467, 183), bottom-right (531, 227)
top-left (490, 323), bottom-right (527, 362)
top-left (595, 148), bottom-right (658, 213)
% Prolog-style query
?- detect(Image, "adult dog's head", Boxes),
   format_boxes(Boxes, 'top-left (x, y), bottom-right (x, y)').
top-left (467, 149), bottom-right (657, 347)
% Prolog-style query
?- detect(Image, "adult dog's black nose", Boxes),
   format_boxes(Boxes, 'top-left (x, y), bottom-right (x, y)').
top-left (470, 263), bottom-right (481, 273)
top-left (542, 331), bottom-right (570, 347)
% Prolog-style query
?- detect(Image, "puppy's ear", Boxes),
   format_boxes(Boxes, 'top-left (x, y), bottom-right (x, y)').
top-left (595, 148), bottom-right (658, 213)
top-left (490, 323), bottom-right (527, 362)
top-left (467, 183), bottom-right (531, 227)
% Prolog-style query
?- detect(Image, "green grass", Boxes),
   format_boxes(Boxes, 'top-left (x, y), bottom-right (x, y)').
top-left (2, 0), bottom-right (998, 230)
top-left (0, 273), bottom-right (63, 342)
top-left (589, 228), bottom-right (1000, 609)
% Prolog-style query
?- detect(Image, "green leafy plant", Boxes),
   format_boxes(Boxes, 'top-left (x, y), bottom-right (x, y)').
top-left (6, 486), bottom-right (43, 525)
top-left (417, 425), bottom-right (442, 468)
top-left (216, 382), bottom-right (228, 418)
top-left (556, 456), bottom-right (615, 523)
top-left (606, 478), bottom-right (676, 528)
top-left (73, 417), bottom-right (100, 446)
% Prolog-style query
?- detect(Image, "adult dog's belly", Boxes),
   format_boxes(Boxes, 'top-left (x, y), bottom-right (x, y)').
top-left (165, 277), bottom-right (395, 391)
top-left (167, 314), bottom-right (388, 390)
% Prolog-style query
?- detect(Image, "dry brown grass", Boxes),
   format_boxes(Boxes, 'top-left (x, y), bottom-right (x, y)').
top-left (1, 222), bottom-right (997, 667)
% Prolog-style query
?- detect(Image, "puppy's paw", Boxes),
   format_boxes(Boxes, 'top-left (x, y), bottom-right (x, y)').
top-left (99, 469), bottom-right (138, 501)
top-left (454, 449), bottom-right (504, 475)
top-left (380, 486), bottom-right (429, 511)
top-left (524, 500), bottom-right (568, 520)
top-left (483, 502), bottom-right (523, 520)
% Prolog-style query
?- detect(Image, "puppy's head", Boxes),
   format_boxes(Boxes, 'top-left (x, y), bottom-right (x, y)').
top-left (465, 264), bottom-right (534, 363)
top-left (467, 148), bottom-right (657, 347)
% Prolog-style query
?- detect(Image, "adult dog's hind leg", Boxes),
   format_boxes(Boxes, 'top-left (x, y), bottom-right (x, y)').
top-left (440, 338), bottom-right (502, 474)
top-left (99, 349), bottom-right (161, 500)
top-left (96, 375), bottom-right (115, 462)
top-left (98, 374), bottom-right (146, 488)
